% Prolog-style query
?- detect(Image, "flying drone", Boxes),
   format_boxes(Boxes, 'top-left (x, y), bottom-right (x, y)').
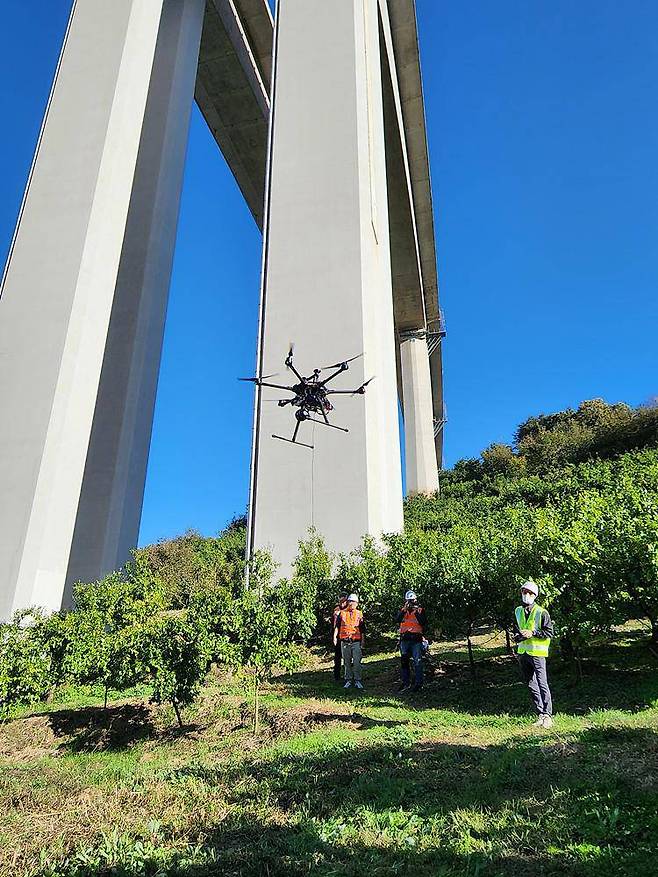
top-left (240, 346), bottom-right (374, 449)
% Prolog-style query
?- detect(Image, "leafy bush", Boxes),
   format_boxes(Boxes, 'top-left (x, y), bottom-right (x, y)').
top-left (0, 610), bottom-right (52, 715)
top-left (3, 399), bottom-right (658, 717)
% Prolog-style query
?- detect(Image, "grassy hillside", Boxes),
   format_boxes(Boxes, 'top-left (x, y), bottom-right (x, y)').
top-left (2, 626), bottom-right (657, 877)
top-left (3, 398), bottom-right (657, 875)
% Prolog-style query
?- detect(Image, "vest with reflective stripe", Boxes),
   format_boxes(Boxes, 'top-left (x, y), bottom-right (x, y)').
top-left (338, 608), bottom-right (363, 641)
top-left (516, 604), bottom-right (550, 657)
top-left (399, 607), bottom-right (424, 636)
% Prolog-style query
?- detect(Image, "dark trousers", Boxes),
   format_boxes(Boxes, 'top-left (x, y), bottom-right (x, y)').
top-left (333, 640), bottom-right (342, 680)
top-left (400, 639), bottom-right (423, 686)
top-left (519, 654), bottom-right (552, 716)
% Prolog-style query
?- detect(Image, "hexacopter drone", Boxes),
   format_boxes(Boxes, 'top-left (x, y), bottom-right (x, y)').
top-left (240, 346), bottom-right (374, 449)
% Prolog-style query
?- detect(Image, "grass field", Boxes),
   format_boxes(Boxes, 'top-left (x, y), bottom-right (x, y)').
top-left (1, 627), bottom-right (658, 877)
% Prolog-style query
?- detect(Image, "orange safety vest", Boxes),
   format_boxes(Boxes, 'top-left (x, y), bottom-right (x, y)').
top-left (338, 608), bottom-right (363, 641)
top-left (399, 607), bottom-right (424, 636)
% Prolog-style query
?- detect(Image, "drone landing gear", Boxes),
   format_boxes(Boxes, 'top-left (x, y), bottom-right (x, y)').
top-left (307, 417), bottom-right (349, 433)
top-left (272, 434), bottom-right (314, 449)
top-left (272, 416), bottom-right (314, 449)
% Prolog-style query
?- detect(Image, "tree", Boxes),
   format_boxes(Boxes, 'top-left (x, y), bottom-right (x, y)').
top-left (533, 495), bottom-right (615, 677)
top-left (145, 610), bottom-right (213, 728)
top-left (0, 610), bottom-right (51, 716)
top-left (232, 552), bottom-right (315, 732)
top-left (481, 443), bottom-right (526, 479)
top-left (134, 522), bottom-right (247, 608)
top-left (599, 473), bottom-right (658, 644)
top-left (64, 570), bottom-right (164, 706)
top-left (334, 537), bottom-right (392, 629)
top-left (292, 530), bottom-right (333, 629)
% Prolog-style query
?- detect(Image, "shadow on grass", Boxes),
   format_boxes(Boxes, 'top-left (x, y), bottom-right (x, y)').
top-left (305, 711), bottom-right (406, 730)
top-left (49, 724), bottom-right (658, 876)
top-left (44, 703), bottom-right (159, 752)
top-left (282, 638), bottom-right (658, 719)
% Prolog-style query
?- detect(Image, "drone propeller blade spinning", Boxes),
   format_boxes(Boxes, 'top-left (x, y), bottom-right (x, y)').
top-left (319, 352), bottom-right (363, 371)
top-left (326, 376), bottom-right (375, 396)
top-left (238, 373), bottom-right (277, 382)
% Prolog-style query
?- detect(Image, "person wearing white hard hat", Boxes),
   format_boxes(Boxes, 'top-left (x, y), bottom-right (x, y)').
top-left (514, 580), bottom-right (555, 728)
top-left (396, 590), bottom-right (428, 692)
top-left (333, 593), bottom-right (366, 689)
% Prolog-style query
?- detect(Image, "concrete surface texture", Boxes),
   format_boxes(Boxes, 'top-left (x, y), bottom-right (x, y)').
top-left (196, 0), bottom-right (445, 462)
top-left (0, 0), bottom-right (442, 616)
top-left (0, 0), bottom-right (204, 619)
top-left (401, 335), bottom-right (440, 495)
top-left (247, 0), bottom-right (404, 576)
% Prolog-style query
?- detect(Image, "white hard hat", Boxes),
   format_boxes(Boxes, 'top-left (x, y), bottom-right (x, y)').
top-left (405, 590), bottom-right (417, 601)
top-left (521, 580), bottom-right (539, 596)
top-left (347, 593), bottom-right (359, 603)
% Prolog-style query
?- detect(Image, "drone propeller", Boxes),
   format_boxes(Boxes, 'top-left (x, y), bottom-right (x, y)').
top-left (238, 373), bottom-right (277, 382)
top-left (319, 352), bottom-right (363, 371)
top-left (353, 376), bottom-right (375, 395)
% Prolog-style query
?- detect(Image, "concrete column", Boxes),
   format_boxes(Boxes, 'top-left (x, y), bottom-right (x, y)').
top-left (248, 0), bottom-right (404, 575)
top-left (400, 334), bottom-right (439, 495)
top-left (0, 0), bottom-right (204, 619)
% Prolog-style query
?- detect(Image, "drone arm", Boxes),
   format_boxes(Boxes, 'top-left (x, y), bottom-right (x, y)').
top-left (257, 381), bottom-right (297, 392)
top-left (325, 388), bottom-right (363, 395)
top-left (285, 353), bottom-right (304, 382)
top-left (307, 417), bottom-right (349, 433)
top-left (319, 366), bottom-right (348, 387)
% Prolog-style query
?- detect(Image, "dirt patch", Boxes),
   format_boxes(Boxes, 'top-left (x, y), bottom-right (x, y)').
top-left (47, 702), bottom-right (159, 752)
top-left (266, 702), bottom-right (408, 738)
top-left (0, 715), bottom-right (58, 762)
top-left (1, 701), bottom-right (164, 761)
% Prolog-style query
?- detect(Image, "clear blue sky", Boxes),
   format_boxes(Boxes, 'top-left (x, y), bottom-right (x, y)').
top-left (1, 1), bottom-right (656, 545)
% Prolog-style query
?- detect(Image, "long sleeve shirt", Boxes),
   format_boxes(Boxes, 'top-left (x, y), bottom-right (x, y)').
top-left (513, 605), bottom-right (554, 644)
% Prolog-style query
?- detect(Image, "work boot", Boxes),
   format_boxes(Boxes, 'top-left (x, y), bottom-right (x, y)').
top-left (542, 715), bottom-right (553, 729)
top-left (343, 680), bottom-right (352, 689)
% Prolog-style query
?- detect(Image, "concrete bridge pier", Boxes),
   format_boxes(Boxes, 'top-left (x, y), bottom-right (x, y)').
top-left (400, 333), bottom-right (439, 496)
top-left (247, 0), bottom-right (405, 573)
top-left (0, 0), bottom-right (205, 618)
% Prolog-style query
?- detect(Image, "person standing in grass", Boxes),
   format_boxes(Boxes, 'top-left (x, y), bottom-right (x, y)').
top-left (333, 593), bottom-right (365, 690)
top-left (514, 580), bottom-right (555, 728)
top-left (331, 593), bottom-right (348, 682)
top-left (397, 590), bottom-right (428, 693)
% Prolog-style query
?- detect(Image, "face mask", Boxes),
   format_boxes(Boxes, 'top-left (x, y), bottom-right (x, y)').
top-left (521, 593), bottom-right (536, 606)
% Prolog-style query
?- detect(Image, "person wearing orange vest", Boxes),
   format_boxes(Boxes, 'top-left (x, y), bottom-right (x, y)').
top-left (331, 593), bottom-right (348, 682)
top-left (333, 593), bottom-right (365, 689)
top-left (514, 580), bottom-right (555, 728)
top-left (397, 590), bottom-right (427, 692)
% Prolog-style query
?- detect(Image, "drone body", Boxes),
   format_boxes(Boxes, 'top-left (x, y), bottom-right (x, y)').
top-left (240, 348), bottom-right (373, 449)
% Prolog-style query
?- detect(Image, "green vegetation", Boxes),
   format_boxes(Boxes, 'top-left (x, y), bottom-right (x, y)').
top-left (1, 628), bottom-right (657, 876)
top-left (1, 396), bottom-right (658, 874)
top-left (0, 541), bottom-right (315, 730)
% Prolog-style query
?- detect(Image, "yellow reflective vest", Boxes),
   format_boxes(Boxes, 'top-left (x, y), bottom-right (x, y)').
top-left (515, 604), bottom-right (551, 658)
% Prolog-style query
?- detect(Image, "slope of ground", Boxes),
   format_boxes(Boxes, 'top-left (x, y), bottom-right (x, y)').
top-left (1, 628), bottom-right (657, 877)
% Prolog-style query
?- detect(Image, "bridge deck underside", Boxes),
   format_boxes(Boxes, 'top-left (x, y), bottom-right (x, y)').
top-left (195, 0), bottom-right (444, 465)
